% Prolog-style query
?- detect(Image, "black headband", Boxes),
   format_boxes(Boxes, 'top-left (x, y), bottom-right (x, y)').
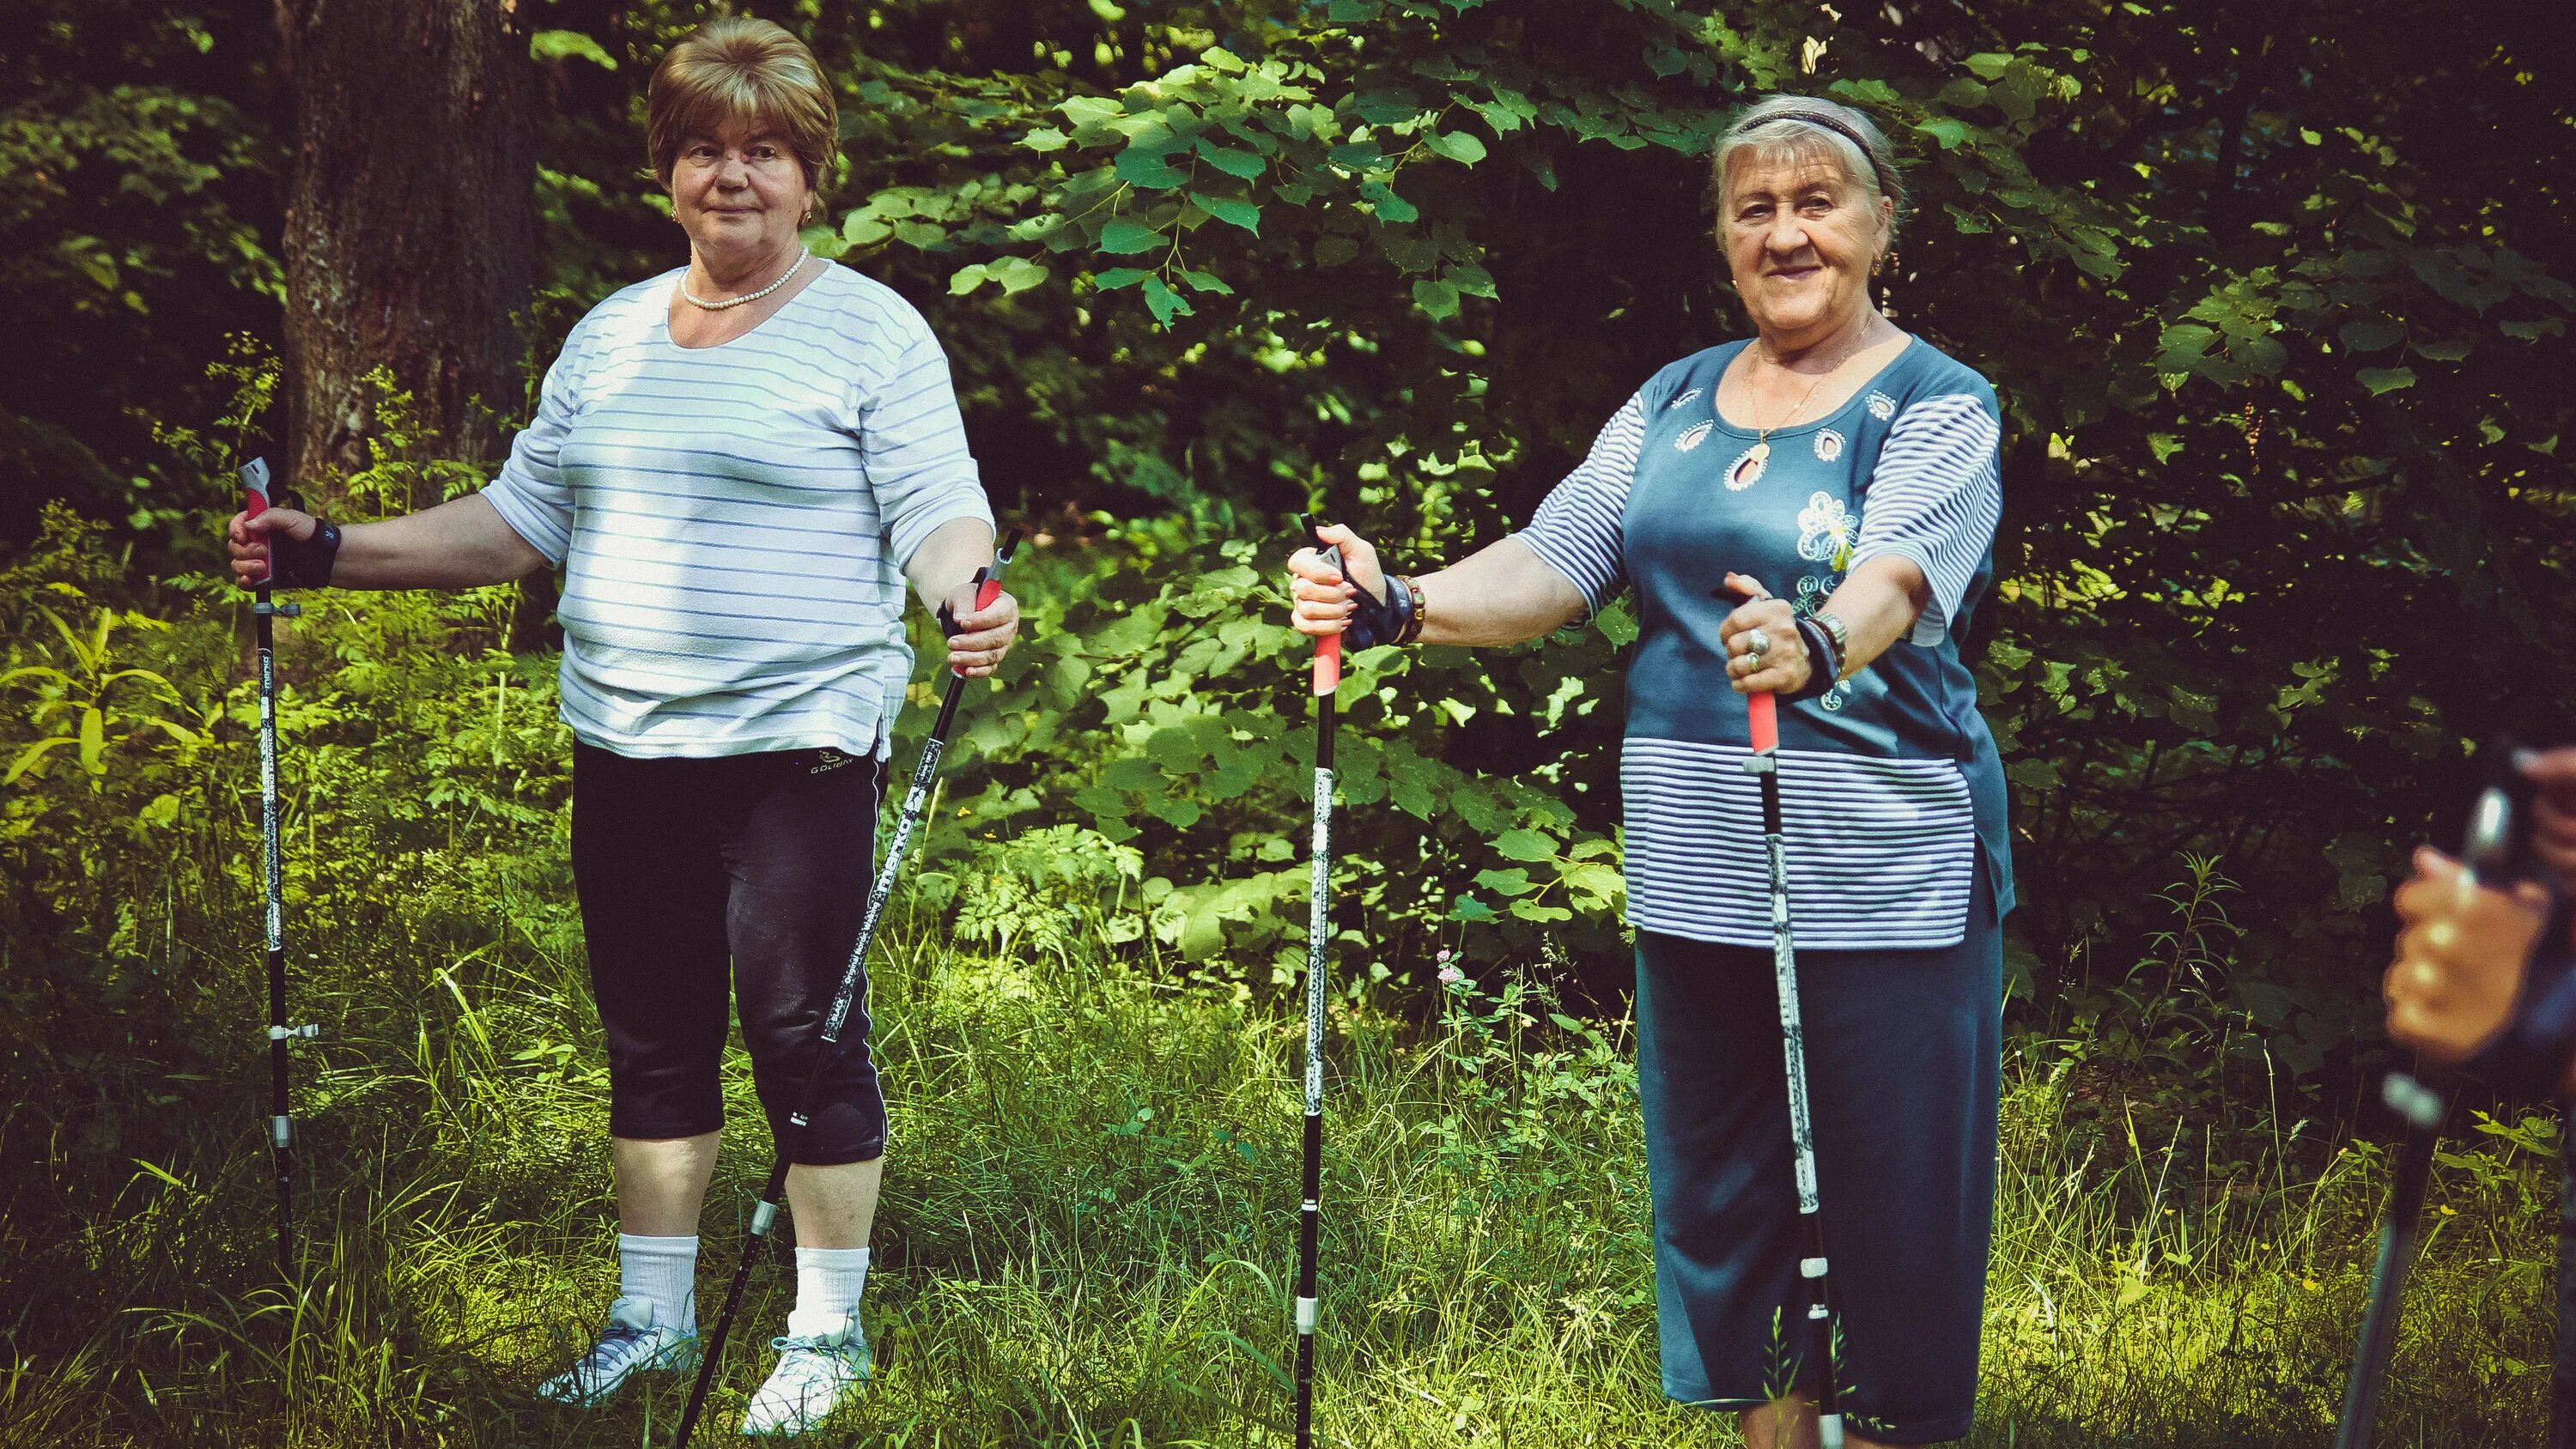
top-left (1747, 111), bottom-right (1893, 196)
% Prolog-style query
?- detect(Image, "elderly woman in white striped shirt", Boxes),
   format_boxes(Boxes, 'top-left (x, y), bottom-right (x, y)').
top-left (1289, 94), bottom-right (2011, 1446)
top-left (226, 18), bottom-right (1005, 1435)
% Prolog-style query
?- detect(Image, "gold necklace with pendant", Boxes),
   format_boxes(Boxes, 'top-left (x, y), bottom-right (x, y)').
top-left (1731, 331), bottom-right (1865, 488)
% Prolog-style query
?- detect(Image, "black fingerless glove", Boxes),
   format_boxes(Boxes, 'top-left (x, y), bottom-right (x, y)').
top-left (1339, 571), bottom-right (1416, 651)
top-left (264, 519), bottom-right (342, 589)
top-left (2466, 900), bottom-right (2576, 1099)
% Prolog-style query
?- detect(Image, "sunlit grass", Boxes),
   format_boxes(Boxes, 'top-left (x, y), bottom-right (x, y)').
top-left (3, 893), bottom-right (2555, 1446)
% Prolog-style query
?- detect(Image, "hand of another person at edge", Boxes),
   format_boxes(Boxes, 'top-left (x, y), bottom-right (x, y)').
top-left (1287, 523), bottom-right (1385, 638)
top-left (226, 505), bottom-right (318, 588)
top-left (942, 583), bottom-right (1018, 678)
top-left (1716, 573), bottom-right (1811, 696)
top-left (2524, 746), bottom-right (2576, 896)
top-left (2384, 846), bottom-right (2554, 1065)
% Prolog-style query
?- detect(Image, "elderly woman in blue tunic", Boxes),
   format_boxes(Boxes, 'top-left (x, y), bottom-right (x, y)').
top-left (227, 18), bottom-right (1014, 1436)
top-left (1289, 94), bottom-right (2011, 1446)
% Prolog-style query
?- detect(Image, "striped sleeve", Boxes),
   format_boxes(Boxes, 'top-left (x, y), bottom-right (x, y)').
top-left (1849, 392), bottom-right (2002, 646)
top-left (1510, 392), bottom-right (1647, 612)
top-left (856, 300), bottom-right (990, 567)
top-left (481, 329), bottom-right (586, 566)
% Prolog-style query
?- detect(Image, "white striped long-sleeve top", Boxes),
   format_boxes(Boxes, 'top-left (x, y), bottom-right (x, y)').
top-left (483, 264), bottom-right (993, 760)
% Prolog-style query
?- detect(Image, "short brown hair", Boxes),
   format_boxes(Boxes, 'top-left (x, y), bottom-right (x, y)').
top-left (645, 17), bottom-right (838, 197)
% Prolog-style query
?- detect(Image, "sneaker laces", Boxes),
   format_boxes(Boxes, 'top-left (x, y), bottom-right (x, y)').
top-left (751, 1327), bottom-right (866, 1414)
top-left (545, 1298), bottom-right (681, 1399)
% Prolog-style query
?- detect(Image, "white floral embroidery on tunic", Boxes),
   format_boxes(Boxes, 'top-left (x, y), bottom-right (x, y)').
top-left (1796, 490), bottom-right (1854, 564)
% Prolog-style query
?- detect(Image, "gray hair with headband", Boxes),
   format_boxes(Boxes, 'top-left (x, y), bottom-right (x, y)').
top-left (1710, 94), bottom-right (1908, 251)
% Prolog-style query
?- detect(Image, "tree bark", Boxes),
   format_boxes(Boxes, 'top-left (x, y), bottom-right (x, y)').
top-left (274, 0), bottom-right (536, 494)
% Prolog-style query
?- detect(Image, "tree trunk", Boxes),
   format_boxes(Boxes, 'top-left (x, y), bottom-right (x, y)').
top-left (274, 0), bottom-right (536, 494)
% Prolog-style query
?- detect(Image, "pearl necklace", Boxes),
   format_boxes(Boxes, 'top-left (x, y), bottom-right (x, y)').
top-left (679, 247), bottom-right (809, 311)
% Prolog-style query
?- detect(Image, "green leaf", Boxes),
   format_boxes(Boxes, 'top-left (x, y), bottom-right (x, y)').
top-left (1192, 192), bottom-right (1261, 234)
top-left (1473, 866), bottom-right (1536, 896)
top-left (1021, 127), bottom-right (1071, 154)
top-left (1359, 180), bottom-right (1418, 224)
top-left (1314, 235), bottom-right (1361, 267)
top-left (1195, 140), bottom-right (1266, 179)
top-left (1492, 829), bottom-right (1556, 863)
top-left (2357, 367), bottom-right (2416, 395)
top-left (1917, 117), bottom-right (1971, 150)
top-left (1093, 267), bottom-right (1151, 289)
top-left (1352, 88), bottom-right (1422, 125)
top-left (1413, 278), bottom-right (1460, 318)
top-left (987, 256), bottom-right (1053, 294)
top-left (1508, 900), bottom-right (1573, 922)
top-left (1099, 218), bottom-right (1163, 255)
top-left (1425, 130), bottom-right (1488, 166)
top-left (1116, 149), bottom-right (1188, 189)
top-left (530, 29), bottom-right (617, 69)
top-left (948, 263), bottom-right (990, 295)
top-left (1963, 52), bottom-right (2014, 80)
top-left (1178, 270), bottom-right (1235, 295)
top-left (1142, 274), bottom-right (1192, 325)
top-left (2337, 319), bottom-right (2405, 351)
top-left (2412, 337), bottom-right (2474, 361)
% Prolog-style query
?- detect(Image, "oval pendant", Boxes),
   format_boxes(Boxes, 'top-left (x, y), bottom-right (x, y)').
top-left (1727, 449), bottom-right (1767, 491)
top-left (1748, 440), bottom-right (1771, 464)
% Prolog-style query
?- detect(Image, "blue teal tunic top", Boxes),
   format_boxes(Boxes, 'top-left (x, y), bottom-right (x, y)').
top-left (1515, 336), bottom-right (2014, 949)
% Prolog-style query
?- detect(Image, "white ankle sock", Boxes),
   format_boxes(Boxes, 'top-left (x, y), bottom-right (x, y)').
top-left (617, 1233), bottom-right (698, 1332)
top-left (788, 1246), bottom-right (870, 1337)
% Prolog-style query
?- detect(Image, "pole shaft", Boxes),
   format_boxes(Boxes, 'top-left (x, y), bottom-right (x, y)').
top-left (256, 583), bottom-right (295, 1283)
top-left (1294, 543), bottom-right (1339, 1449)
top-left (1747, 713), bottom-right (1841, 1446)
top-left (675, 538), bottom-right (1015, 1449)
top-left (2335, 779), bottom-right (2518, 1447)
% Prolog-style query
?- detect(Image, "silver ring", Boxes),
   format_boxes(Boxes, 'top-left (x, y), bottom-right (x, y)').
top-left (1744, 628), bottom-right (1771, 658)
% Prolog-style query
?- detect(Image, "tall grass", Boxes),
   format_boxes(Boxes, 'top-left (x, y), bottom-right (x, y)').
top-left (3, 872), bottom-right (2555, 1447)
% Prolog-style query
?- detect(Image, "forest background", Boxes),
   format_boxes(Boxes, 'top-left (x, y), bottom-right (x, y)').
top-left (4, 0), bottom-right (2573, 1444)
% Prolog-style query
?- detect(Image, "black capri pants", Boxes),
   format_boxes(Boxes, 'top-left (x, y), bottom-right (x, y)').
top-left (571, 741), bottom-right (890, 1165)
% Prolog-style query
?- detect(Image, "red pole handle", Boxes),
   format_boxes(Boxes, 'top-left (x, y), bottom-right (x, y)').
top-left (1312, 533), bottom-right (1345, 697)
top-left (240, 458), bottom-right (274, 585)
top-left (1747, 691), bottom-right (1778, 754)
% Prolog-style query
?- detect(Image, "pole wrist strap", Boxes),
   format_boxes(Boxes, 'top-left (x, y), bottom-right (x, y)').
top-left (1340, 568), bottom-right (1413, 651)
top-left (267, 519), bottom-right (342, 590)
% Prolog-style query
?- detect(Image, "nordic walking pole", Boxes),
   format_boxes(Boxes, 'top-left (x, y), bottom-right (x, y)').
top-left (1294, 517), bottom-right (1340, 1449)
top-left (240, 458), bottom-right (318, 1285)
top-left (1739, 664), bottom-right (1844, 1449)
top-left (671, 529), bottom-right (1019, 1449)
top-left (2335, 767), bottom-right (2523, 1449)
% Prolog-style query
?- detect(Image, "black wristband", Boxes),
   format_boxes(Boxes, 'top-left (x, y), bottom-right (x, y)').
top-left (265, 519), bottom-right (341, 590)
top-left (1783, 616), bottom-right (1840, 701)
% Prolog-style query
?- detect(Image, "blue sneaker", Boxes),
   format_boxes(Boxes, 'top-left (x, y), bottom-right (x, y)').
top-left (738, 1310), bottom-right (871, 1436)
top-left (535, 1295), bottom-right (700, 1407)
